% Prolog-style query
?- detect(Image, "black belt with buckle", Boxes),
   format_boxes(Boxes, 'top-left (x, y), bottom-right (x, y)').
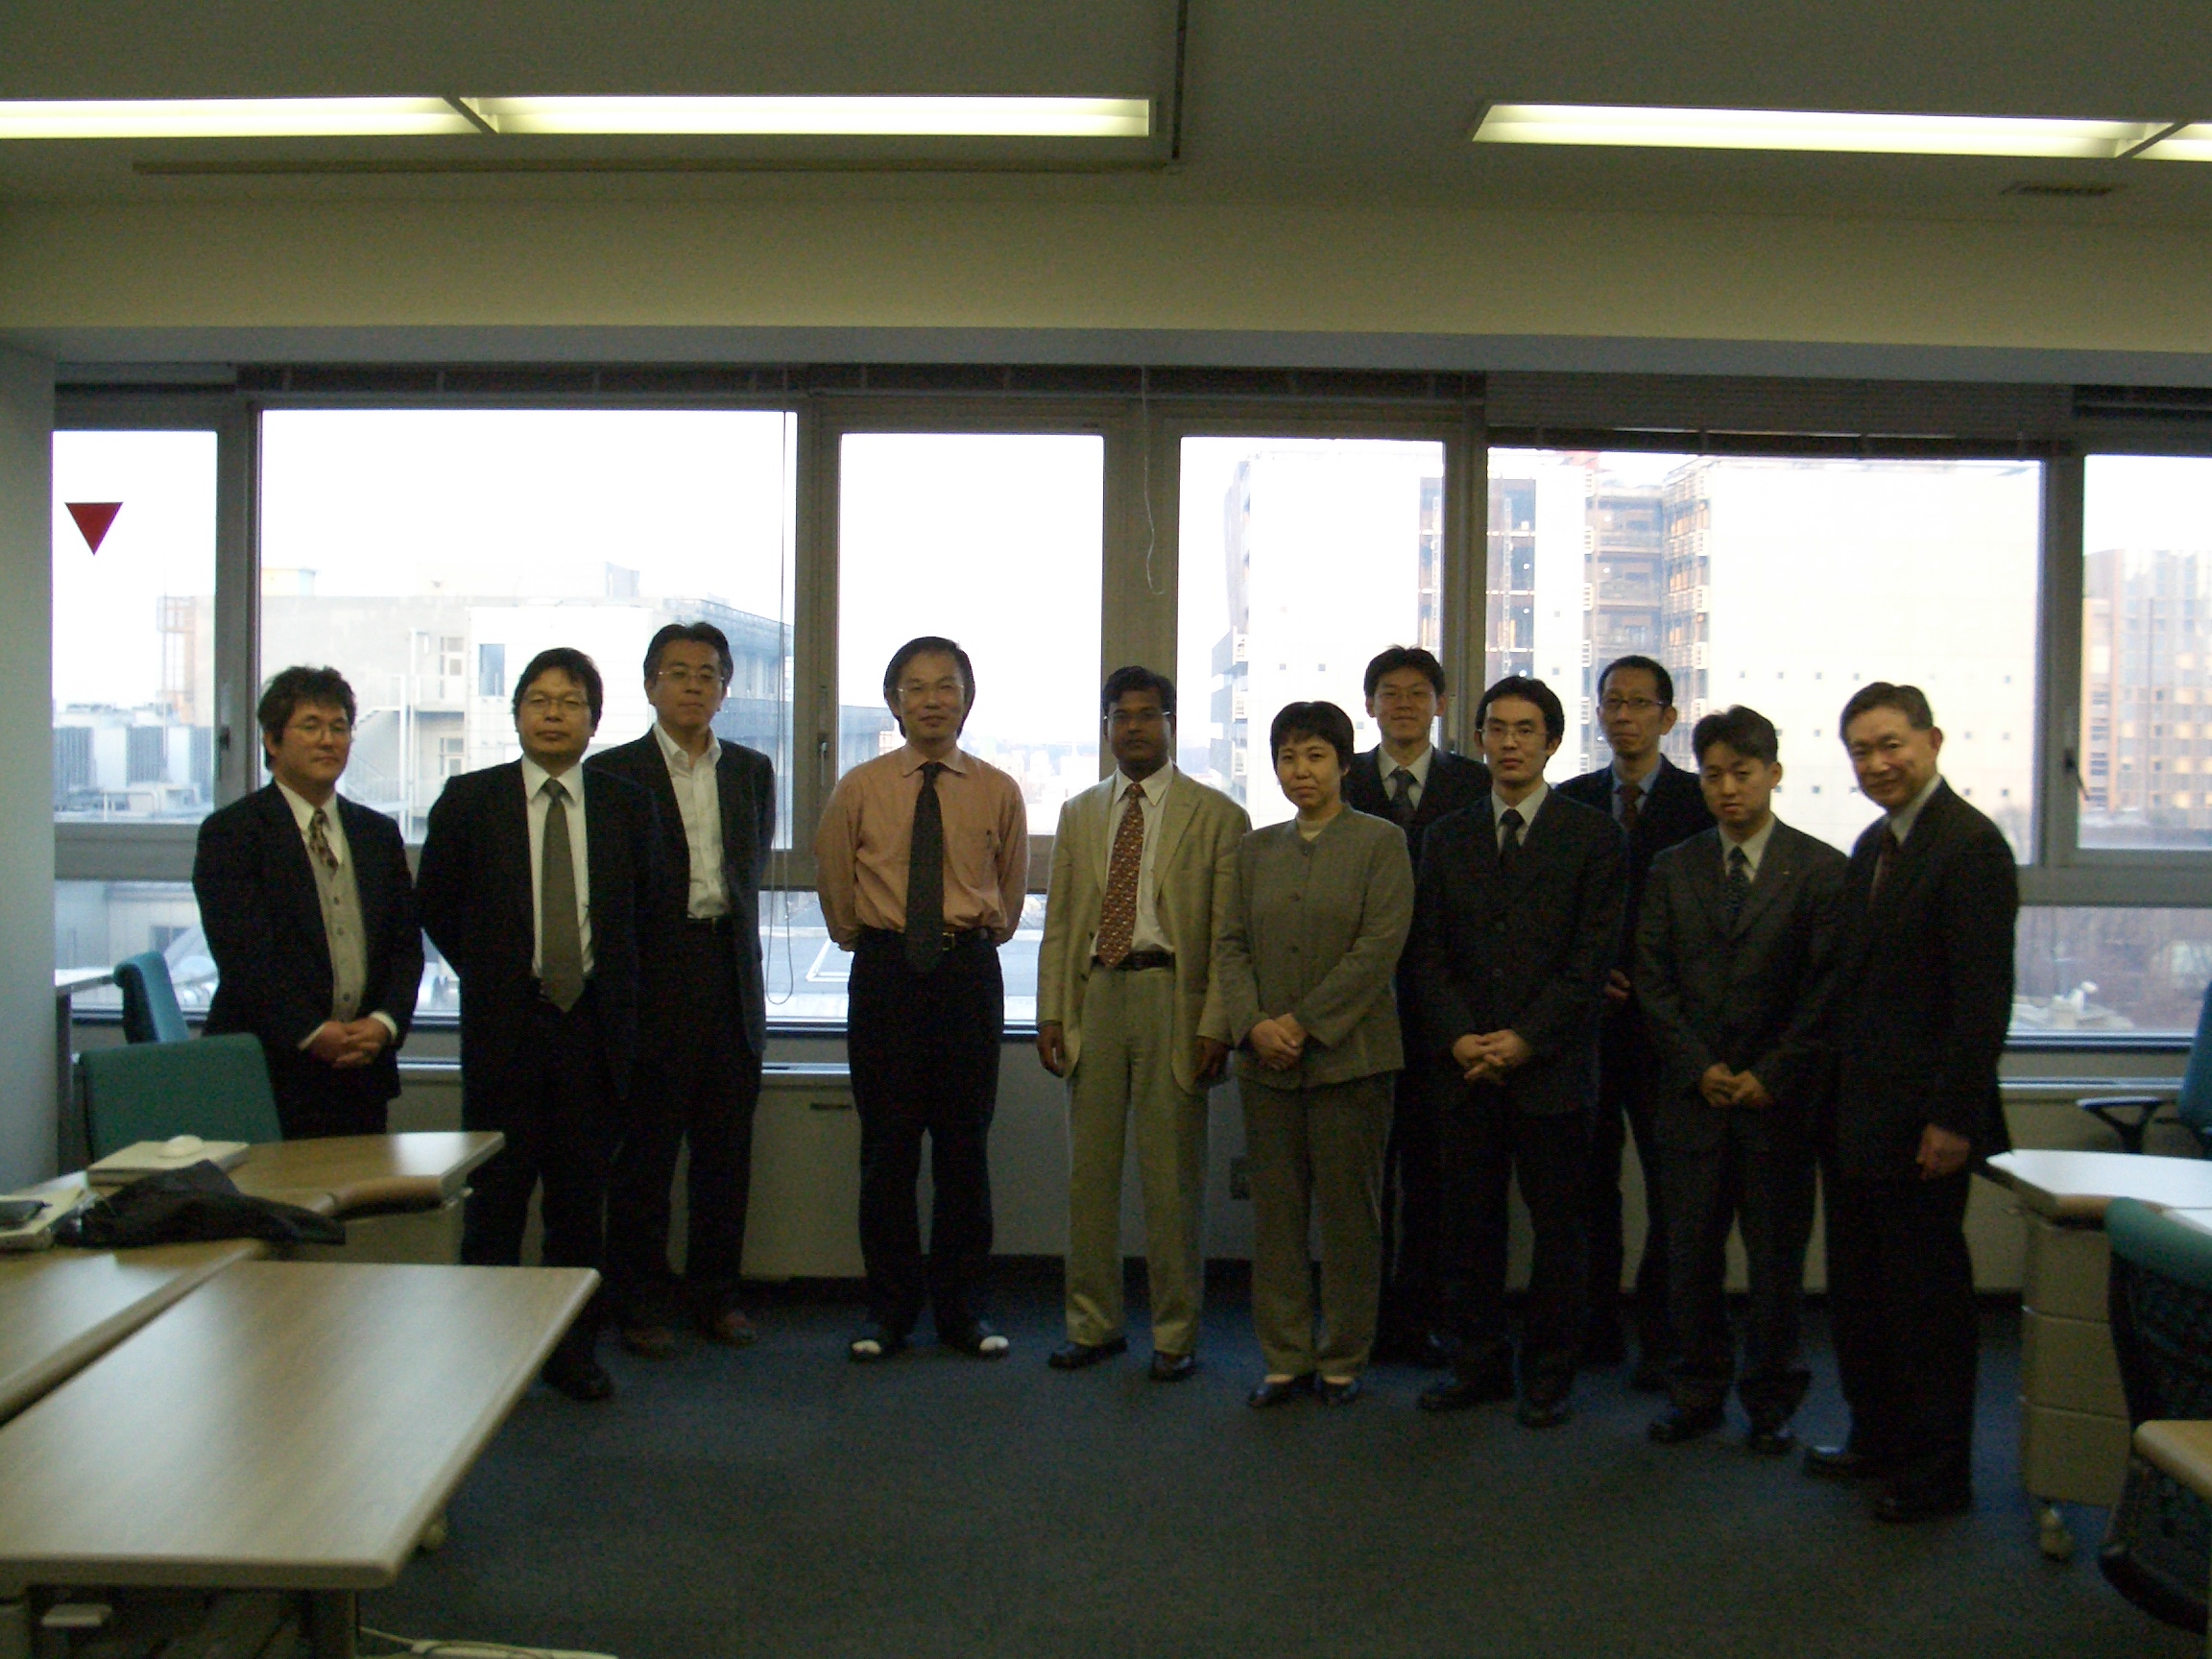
top-left (682, 915), bottom-right (735, 935)
top-left (1100, 950), bottom-right (1175, 973)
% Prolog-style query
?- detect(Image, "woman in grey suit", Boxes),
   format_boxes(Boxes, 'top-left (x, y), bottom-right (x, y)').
top-left (1216, 702), bottom-right (1415, 1407)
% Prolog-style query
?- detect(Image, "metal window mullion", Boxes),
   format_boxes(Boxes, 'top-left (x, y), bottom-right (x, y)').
top-left (1441, 407), bottom-right (1486, 756)
top-left (2036, 454), bottom-right (2085, 878)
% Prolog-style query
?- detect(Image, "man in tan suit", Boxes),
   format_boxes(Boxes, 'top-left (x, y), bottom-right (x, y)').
top-left (1037, 665), bottom-right (1251, 1380)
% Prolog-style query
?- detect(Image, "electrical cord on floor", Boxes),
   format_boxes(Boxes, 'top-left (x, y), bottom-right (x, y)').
top-left (358, 1628), bottom-right (616, 1659)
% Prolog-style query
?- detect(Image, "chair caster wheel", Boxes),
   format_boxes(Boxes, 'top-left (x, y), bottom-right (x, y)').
top-left (2037, 1504), bottom-right (2075, 1561)
top-left (418, 1511), bottom-right (450, 1553)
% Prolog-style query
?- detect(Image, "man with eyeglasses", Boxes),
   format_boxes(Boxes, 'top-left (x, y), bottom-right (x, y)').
top-left (817, 636), bottom-right (1027, 1364)
top-left (1556, 654), bottom-right (1714, 1389)
top-left (587, 622), bottom-right (776, 1359)
top-left (195, 664), bottom-right (423, 1140)
top-left (419, 646), bottom-right (660, 1403)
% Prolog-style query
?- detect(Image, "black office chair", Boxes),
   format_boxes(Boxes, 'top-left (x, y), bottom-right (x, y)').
top-left (2100, 1197), bottom-right (2212, 1635)
top-left (2080, 981), bottom-right (2212, 1156)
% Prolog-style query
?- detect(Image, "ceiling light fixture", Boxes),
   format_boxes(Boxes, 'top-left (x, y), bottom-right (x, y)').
top-left (2140, 124), bottom-right (2212, 160)
top-left (1473, 103), bottom-right (2175, 160)
top-left (465, 95), bottom-right (1153, 138)
top-left (0, 97), bottom-right (480, 139)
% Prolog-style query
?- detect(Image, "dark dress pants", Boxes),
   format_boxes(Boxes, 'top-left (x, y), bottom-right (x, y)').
top-left (607, 926), bottom-right (761, 1324)
top-left (1660, 1108), bottom-right (1815, 1425)
top-left (1437, 1076), bottom-right (1590, 1401)
top-left (1822, 1164), bottom-right (1979, 1493)
top-left (1378, 1064), bottom-right (1444, 1345)
top-left (460, 988), bottom-right (620, 1363)
top-left (847, 929), bottom-right (1002, 1339)
top-left (1588, 1012), bottom-right (1671, 1362)
top-left (267, 1051), bottom-right (391, 1142)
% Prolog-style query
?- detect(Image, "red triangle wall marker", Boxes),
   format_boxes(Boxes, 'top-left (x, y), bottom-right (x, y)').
top-left (66, 502), bottom-right (123, 553)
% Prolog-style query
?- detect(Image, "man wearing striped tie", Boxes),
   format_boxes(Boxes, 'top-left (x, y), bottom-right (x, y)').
top-left (1037, 667), bottom-right (1250, 1381)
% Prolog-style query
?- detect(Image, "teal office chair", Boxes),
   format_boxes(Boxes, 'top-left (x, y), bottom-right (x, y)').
top-left (2100, 1197), bottom-right (2212, 1636)
top-left (78, 1033), bottom-right (284, 1161)
top-left (2080, 981), bottom-right (2212, 1156)
top-left (112, 951), bottom-right (189, 1045)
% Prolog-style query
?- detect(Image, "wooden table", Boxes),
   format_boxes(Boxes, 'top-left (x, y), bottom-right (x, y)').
top-left (0, 1260), bottom-right (596, 1658)
top-left (222, 1132), bottom-right (504, 1214)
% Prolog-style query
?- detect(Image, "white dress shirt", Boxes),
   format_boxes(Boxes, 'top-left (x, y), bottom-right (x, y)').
top-left (1887, 772), bottom-right (1945, 845)
top-left (1093, 764), bottom-right (1175, 957)
top-left (273, 780), bottom-right (397, 1042)
top-left (1491, 780), bottom-right (1551, 852)
top-left (1718, 813), bottom-right (1779, 878)
top-left (1377, 743), bottom-right (1435, 813)
top-left (521, 757), bottom-right (594, 977)
top-left (654, 721), bottom-right (729, 919)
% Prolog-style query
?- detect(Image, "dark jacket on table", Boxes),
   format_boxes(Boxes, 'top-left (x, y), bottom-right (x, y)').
top-left (194, 783), bottom-right (422, 1109)
top-left (1407, 790), bottom-right (1625, 1117)
top-left (1824, 781), bottom-right (2018, 1179)
top-left (1634, 819), bottom-right (1848, 1151)
top-left (416, 759), bottom-right (660, 1097)
top-left (1556, 755), bottom-right (1715, 982)
top-left (586, 728), bottom-right (775, 1060)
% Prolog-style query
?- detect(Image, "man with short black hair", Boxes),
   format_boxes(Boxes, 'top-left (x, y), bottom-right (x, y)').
top-left (1038, 666), bottom-right (1249, 1380)
top-left (1344, 644), bottom-right (1490, 1366)
top-left (1557, 653), bottom-right (1715, 1386)
top-left (1806, 683), bottom-right (2015, 1522)
top-left (195, 665), bottom-right (422, 1140)
top-left (818, 636), bottom-right (1027, 1364)
top-left (589, 621), bottom-right (776, 1358)
top-left (418, 646), bottom-right (660, 1403)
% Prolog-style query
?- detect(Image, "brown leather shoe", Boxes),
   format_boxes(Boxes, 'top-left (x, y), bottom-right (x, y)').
top-left (697, 1307), bottom-right (760, 1347)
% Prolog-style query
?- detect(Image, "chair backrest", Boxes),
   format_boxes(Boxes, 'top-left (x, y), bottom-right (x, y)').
top-left (112, 951), bottom-right (188, 1045)
top-left (78, 1033), bottom-right (283, 1160)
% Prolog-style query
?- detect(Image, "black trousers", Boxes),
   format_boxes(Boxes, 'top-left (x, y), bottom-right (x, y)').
top-left (1587, 1013), bottom-right (1671, 1360)
top-left (847, 929), bottom-right (1002, 1338)
top-left (460, 990), bottom-right (620, 1359)
top-left (607, 926), bottom-right (762, 1323)
top-left (1377, 1065), bottom-right (1444, 1342)
top-left (1437, 1080), bottom-right (1589, 1400)
top-left (1659, 1111), bottom-right (1815, 1424)
top-left (1822, 1165), bottom-right (1979, 1491)
top-left (268, 1054), bottom-right (391, 1142)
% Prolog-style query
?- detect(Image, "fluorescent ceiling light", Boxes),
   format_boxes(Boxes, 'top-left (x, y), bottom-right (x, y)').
top-left (0, 98), bottom-right (479, 139)
top-left (2141, 124), bottom-right (2212, 160)
top-left (469, 95), bottom-right (1152, 138)
top-left (1474, 103), bottom-right (2170, 159)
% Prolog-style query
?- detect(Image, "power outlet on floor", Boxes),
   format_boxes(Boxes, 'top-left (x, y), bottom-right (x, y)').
top-left (1229, 1155), bottom-right (1250, 1200)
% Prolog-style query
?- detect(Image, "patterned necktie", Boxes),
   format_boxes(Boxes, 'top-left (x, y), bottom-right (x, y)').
top-left (1618, 778), bottom-right (1643, 835)
top-left (905, 761), bottom-right (947, 974)
top-left (539, 779), bottom-right (585, 1013)
top-left (1498, 806), bottom-right (1525, 876)
top-left (1095, 780), bottom-right (1147, 967)
top-left (1388, 766), bottom-right (1416, 826)
top-left (1870, 826), bottom-right (1901, 902)
top-left (308, 806), bottom-right (339, 874)
top-left (1721, 844), bottom-right (1751, 927)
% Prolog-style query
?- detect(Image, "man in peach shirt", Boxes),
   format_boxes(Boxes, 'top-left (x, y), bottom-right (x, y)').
top-left (817, 636), bottom-right (1028, 1363)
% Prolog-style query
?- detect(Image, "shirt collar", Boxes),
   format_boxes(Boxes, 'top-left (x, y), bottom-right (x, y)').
top-left (1719, 814), bottom-right (1778, 871)
top-left (1612, 755), bottom-right (1665, 797)
top-left (1492, 779), bottom-right (1549, 828)
top-left (897, 742), bottom-right (969, 778)
top-left (1112, 763), bottom-right (1173, 807)
top-left (520, 756), bottom-right (579, 803)
top-left (1380, 743), bottom-right (1434, 789)
top-left (654, 720), bottom-right (722, 773)
top-left (274, 779), bottom-right (341, 838)
top-left (1887, 772), bottom-right (1944, 844)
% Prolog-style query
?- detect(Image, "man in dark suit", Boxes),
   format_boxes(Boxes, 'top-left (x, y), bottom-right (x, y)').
top-left (195, 665), bottom-right (422, 1140)
top-left (1343, 644), bottom-right (1489, 1366)
top-left (1556, 653), bottom-right (1714, 1386)
top-left (588, 621), bottom-right (775, 1358)
top-left (417, 646), bottom-right (659, 1403)
top-left (1410, 675), bottom-right (1624, 1429)
top-left (1807, 683), bottom-right (2016, 1522)
top-left (1635, 705), bottom-right (1846, 1455)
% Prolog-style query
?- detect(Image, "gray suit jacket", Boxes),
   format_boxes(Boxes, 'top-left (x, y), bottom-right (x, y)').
top-left (1215, 808), bottom-right (1414, 1090)
top-left (1635, 819), bottom-right (1848, 1152)
top-left (1037, 769), bottom-right (1251, 1094)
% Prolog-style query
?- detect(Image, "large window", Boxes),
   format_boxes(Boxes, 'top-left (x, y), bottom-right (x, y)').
top-left (1177, 437), bottom-right (1444, 828)
top-left (51, 430), bottom-right (219, 823)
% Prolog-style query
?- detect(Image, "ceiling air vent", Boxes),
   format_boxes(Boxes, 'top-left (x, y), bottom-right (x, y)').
top-left (2003, 180), bottom-right (2122, 199)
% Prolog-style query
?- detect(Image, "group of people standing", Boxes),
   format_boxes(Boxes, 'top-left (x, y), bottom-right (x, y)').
top-left (192, 623), bottom-right (2015, 1528)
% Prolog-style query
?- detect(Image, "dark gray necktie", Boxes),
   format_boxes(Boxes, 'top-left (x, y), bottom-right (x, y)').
top-left (1721, 845), bottom-right (1751, 927)
top-left (1871, 827), bottom-right (1901, 902)
top-left (1498, 806), bottom-right (1525, 876)
top-left (539, 778), bottom-right (585, 1013)
top-left (1388, 765), bottom-right (1416, 826)
top-left (905, 761), bottom-right (947, 974)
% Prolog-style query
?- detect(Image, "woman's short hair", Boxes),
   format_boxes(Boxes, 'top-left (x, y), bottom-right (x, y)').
top-left (1268, 700), bottom-right (1357, 772)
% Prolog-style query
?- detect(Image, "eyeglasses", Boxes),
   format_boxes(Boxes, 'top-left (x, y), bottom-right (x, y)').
top-left (1600, 696), bottom-right (1664, 714)
top-left (1106, 708), bottom-right (1166, 727)
top-left (285, 718), bottom-right (351, 740)
top-left (520, 693), bottom-right (590, 715)
top-left (656, 666), bottom-right (726, 689)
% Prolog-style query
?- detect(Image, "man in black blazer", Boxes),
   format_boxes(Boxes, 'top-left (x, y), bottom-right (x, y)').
top-left (1555, 654), bottom-right (1714, 1385)
top-left (1343, 645), bottom-right (1489, 1366)
top-left (418, 646), bottom-right (659, 1403)
top-left (195, 665), bottom-right (422, 1140)
top-left (587, 622), bottom-right (776, 1358)
top-left (1635, 706), bottom-right (1846, 1455)
top-left (1409, 675), bottom-right (1624, 1428)
top-left (1807, 683), bottom-right (2016, 1522)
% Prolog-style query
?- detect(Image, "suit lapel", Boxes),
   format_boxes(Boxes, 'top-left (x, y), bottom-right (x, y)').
top-left (1680, 834), bottom-right (1731, 937)
top-left (261, 786), bottom-right (327, 949)
top-left (1730, 835), bottom-right (1792, 939)
top-left (1150, 772), bottom-right (1197, 873)
top-left (498, 762), bottom-right (535, 946)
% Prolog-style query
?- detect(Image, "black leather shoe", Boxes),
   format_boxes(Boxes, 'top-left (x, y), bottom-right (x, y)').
top-left (1648, 1404), bottom-right (1725, 1444)
top-left (1148, 1351), bottom-right (1197, 1382)
top-left (1047, 1336), bottom-right (1127, 1371)
top-left (1516, 1392), bottom-right (1575, 1430)
top-left (1803, 1443), bottom-right (1888, 1479)
top-left (1745, 1423), bottom-right (1798, 1457)
top-left (1247, 1375), bottom-right (1312, 1408)
top-left (1316, 1376), bottom-right (1362, 1407)
top-left (541, 1350), bottom-right (613, 1403)
top-left (1873, 1482), bottom-right (1972, 1523)
top-left (1418, 1372), bottom-right (1515, 1413)
top-left (940, 1321), bottom-right (1010, 1359)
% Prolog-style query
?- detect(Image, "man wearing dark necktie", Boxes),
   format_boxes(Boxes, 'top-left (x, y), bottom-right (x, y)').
top-left (1807, 683), bottom-right (2016, 1522)
top-left (1408, 676), bottom-right (1623, 1429)
top-left (817, 637), bottom-right (1028, 1363)
top-left (1343, 646), bottom-right (1491, 1366)
top-left (418, 647), bottom-right (659, 1403)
